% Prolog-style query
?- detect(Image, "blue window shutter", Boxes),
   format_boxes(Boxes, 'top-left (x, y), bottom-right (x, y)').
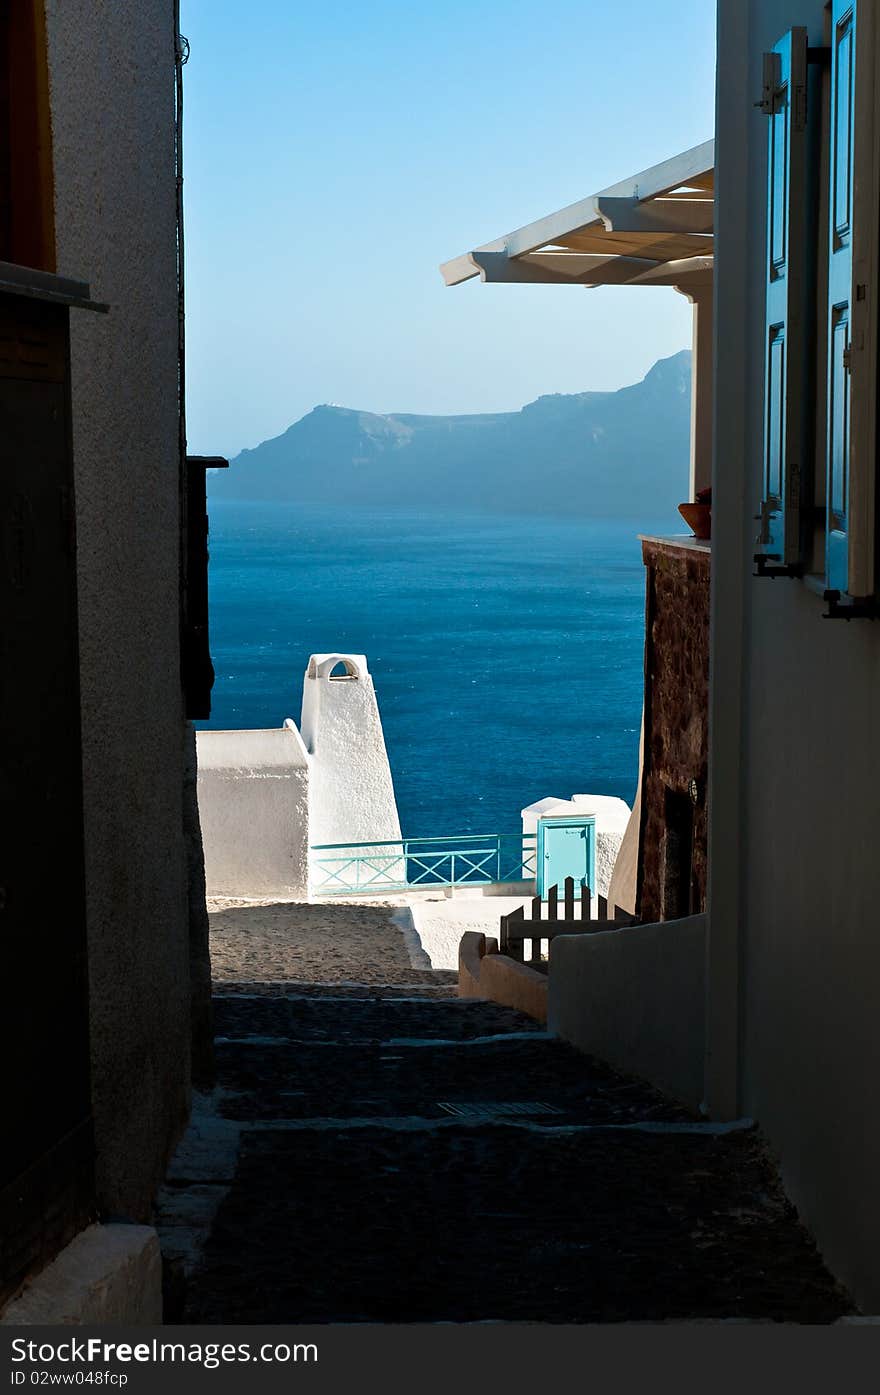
top-left (826, 1), bottom-right (856, 593)
top-left (831, 0), bottom-right (879, 600)
top-left (756, 28), bottom-right (811, 572)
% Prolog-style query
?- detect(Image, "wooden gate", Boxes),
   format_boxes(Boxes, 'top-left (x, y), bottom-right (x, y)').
top-left (500, 877), bottom-right (640, 965)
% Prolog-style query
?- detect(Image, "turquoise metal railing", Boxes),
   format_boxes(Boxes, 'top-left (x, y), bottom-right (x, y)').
top-left (310, 833), bottom-right (537, 896)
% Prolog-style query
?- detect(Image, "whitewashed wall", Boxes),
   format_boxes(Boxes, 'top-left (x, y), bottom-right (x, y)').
top-left (300, 654), bottom-right (402, 849)
top-left (197, 726), bottom-right (310, 898)
top-left (712, 0), bottom-right (880, 1311)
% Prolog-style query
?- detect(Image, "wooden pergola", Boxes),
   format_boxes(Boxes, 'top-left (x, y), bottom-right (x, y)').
top-left (440, 140), bottom-right (714, 497)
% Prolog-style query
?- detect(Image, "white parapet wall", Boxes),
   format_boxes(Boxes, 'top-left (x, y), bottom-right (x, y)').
top-left (301, 654), bottom-right (402, 891)
top-left (196, 725), bottom-right (310, 898)
top-left (549, 914), bottom-right (707, 1110)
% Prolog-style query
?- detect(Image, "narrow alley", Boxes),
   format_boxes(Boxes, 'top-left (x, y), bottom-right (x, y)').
top-left (157, 903), bottom-right (851, 1325)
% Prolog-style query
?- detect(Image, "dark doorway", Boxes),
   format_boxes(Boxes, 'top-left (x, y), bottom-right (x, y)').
top-left (661, 786), bottom-right (695, 920)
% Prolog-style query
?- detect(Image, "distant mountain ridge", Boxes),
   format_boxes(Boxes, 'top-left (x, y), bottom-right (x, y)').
top-left (211, 349), bottom-right (691, 516)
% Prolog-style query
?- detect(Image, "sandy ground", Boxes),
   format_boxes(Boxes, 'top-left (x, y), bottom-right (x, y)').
top-left (208, 897), bottom-right (444, 986)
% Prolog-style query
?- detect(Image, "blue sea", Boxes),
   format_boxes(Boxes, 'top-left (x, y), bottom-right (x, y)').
top-left (200, 502), bottom-right (674, 838)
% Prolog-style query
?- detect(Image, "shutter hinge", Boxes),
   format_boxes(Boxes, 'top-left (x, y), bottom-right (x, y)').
top-left (754, 554), bottom-right (804, 579)
top-left (756, 52), bottom-right (784, 115)
top-left (842, 343), bottom-right (852, 372)
top-left (823, 589), bottom-right (878, 620)
top-left (754, 497), bottom-right (776, 546)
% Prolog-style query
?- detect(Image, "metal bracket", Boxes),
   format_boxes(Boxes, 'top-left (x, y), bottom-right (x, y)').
top-left (753, 554), bottom-right (804, 579)
top-left (756, 52), bottom-right (783, 115)
top-left (822, 590), bottom-right (878, 620)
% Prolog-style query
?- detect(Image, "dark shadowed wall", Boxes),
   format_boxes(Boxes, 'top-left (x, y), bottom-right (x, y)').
top-left (44, 0), bottom-right (192, 1218)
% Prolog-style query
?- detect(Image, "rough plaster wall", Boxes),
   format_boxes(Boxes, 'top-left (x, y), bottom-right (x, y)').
top-left (196, 728), bottom-right (310, 898)
top-left (711, 0), bottom-right (880, 1311)
top-left (44, 0), bottom-right (191, 1218)
top-left (591, 835), bottom-right (618, 899)
top-left (301, 661), bottom-right (402, 848)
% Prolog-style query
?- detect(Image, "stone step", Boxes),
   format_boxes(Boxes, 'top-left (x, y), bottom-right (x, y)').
top-left (214, 977), bottom-right (458, 1000)
top-left (213, 994), bottom-right (542, 1043)
top-left (183, 1122), bottom-right (850, 1325)
top-left (211, 1034), bottom-right (692, 1127)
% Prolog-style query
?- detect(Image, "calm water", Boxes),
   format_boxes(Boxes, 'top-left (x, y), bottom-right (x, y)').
top-left (200, 502), bottom-right (674, 838)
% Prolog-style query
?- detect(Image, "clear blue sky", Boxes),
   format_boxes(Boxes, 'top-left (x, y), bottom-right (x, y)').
top-left (181, 0), bottom-right (716, 457)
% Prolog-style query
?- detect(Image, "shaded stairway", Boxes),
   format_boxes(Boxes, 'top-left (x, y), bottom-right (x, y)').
top-left (160, 983), bottom-right (851, 1324)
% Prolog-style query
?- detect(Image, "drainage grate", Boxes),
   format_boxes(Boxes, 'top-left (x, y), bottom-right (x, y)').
top-left (436, 1101), bottom-right (563, 1119)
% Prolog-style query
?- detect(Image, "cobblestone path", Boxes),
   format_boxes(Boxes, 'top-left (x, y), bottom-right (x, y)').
top-left (161, 978), bottom-right (851, 1324)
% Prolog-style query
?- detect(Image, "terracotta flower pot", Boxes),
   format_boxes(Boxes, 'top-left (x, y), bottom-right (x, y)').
top-left (678, 501), bottom-right (711, 540)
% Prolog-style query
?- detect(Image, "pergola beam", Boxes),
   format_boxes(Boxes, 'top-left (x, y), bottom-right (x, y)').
top-left (439, 138), bottom-right (715, 285)
top-left (468, 250), bottom-right (662, 285)
top-left (623, 255), bottom-right (714, 287)
top-left (595, 196), bottom-right (714, 235)
top-left (500, 139), bottom-right (714, 259)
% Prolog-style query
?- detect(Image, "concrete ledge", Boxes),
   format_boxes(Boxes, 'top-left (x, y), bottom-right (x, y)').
top-left (458, 931), bottom-right (548, 1023)
top-left (0, 1224), bottom-right (162, 1326)
top-left (548, 914), bottom-right (706, 1109)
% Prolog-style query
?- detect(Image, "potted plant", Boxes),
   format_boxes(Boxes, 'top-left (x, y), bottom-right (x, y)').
top-left (678, 485), bottom-right (711, 540)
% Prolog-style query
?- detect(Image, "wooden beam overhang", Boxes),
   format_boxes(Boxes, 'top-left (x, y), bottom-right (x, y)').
top-left (594, 195), bottom-right (714, 235)
top-left (439, 139), bottom-right (714, 289)
top-left (466, 250), bottom-right (663, 286)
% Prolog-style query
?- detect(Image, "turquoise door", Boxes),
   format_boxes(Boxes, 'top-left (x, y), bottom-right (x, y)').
top-left (537, 818), bottom-right (595, 899)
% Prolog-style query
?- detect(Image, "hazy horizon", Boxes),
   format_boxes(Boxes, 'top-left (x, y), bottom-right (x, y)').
top-left (232, 346), bottom-right (690, 456)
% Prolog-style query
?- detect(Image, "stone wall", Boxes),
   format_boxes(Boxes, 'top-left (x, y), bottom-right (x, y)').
top-left (637, 538), bottom-right (710, 924)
